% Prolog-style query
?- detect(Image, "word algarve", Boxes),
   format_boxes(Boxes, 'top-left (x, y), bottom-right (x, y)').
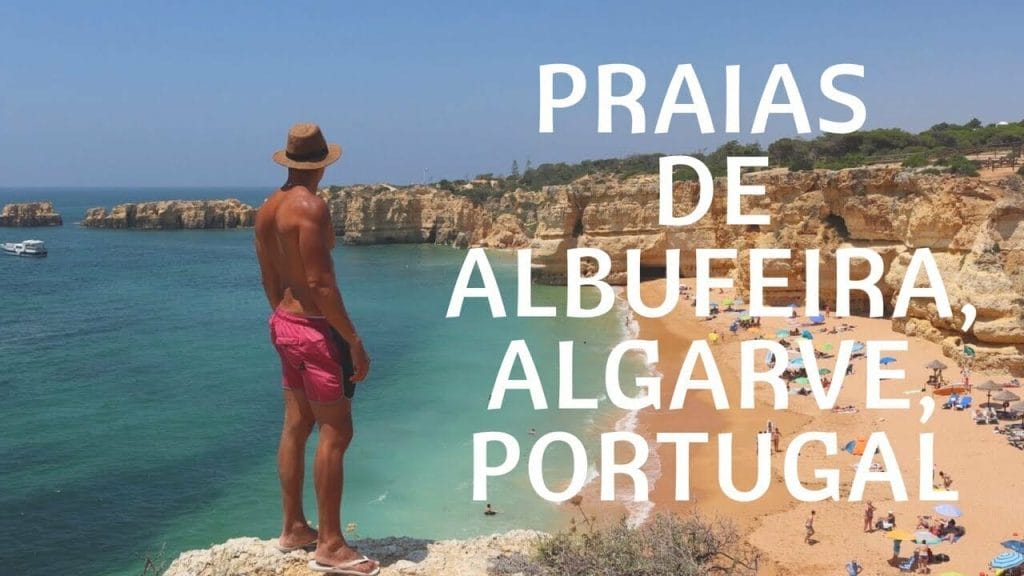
top-left (446, 61), bottom-right (960, 506)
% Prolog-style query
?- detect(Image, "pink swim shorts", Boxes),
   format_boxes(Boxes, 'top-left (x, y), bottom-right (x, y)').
top-left (269, 307), bottom-right (346, 403)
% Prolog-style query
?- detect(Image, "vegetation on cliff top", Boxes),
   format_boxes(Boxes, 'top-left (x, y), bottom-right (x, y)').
top-left (431, 118), bottom-right (1022, 201)
top-left (489, 510), bottom-right (758, 576)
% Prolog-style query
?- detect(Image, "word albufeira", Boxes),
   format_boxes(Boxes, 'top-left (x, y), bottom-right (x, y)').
top-left (447, 246), bottom-right (953, 321)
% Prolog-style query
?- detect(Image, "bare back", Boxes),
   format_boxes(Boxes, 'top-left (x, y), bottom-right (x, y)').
top-left (254, 186), bottom-right (336, 316)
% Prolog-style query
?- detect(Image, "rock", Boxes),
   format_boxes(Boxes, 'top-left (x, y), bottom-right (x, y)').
top-left (163, 530), bottom-right (547, 576)
top-left (0, 201), bottom-right (62, 227)
top-left (317, 185), bottom-right (537, 249)
top-left (81, 199), bottom-right (255, 229)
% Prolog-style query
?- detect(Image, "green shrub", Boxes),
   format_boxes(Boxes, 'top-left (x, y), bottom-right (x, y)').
top-left (787, 154), bottom-right (815, 172)
top-left (902, 152), bottom-right (929, 168)
top-left (946, 155), bottom-right (979, 176)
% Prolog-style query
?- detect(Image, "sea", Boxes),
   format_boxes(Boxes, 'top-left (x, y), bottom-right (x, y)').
top-left (0, 187), bottom-right (651, 576)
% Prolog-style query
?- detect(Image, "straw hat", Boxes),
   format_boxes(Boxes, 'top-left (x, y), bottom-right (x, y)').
top-left (272, 123), bottom-right (342, 169)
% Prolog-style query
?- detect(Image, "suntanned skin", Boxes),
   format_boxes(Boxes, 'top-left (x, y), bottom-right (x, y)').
top-left (255, 167), bottom-right (376, 574)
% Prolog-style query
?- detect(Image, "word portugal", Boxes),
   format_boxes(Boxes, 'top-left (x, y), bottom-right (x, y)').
top-left (473, 429), bottom-right (956, 504)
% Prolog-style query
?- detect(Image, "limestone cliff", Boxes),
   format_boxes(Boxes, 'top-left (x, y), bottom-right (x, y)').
top-left (318, 185), bottom-right (534, 249)
top-left (0, 201), bottom-right (62, 227)
top-left (163, 531), bottom-right (544, 576)
top-left (82, 199), bottom-right (255, 229)
top-left (524, 168), bottom-right (1024, 375)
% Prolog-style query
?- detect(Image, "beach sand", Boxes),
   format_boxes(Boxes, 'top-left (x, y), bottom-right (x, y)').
top-left (595, 278), bottom-right (1024, 576)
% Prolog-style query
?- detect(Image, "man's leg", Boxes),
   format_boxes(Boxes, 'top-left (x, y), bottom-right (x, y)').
top-left (308, 399), bottom-right (378, 574)
top-left (278, 388), bottom-right (318, 548)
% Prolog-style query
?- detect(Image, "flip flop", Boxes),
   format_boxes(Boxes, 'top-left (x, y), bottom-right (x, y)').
top-left (308, 556), bottom-right (380, 575)
top-left (275, 537), bottom-right (318, 553)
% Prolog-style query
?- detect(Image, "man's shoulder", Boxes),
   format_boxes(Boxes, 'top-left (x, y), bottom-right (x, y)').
top-left (276, 188), bottom-right (329, 225)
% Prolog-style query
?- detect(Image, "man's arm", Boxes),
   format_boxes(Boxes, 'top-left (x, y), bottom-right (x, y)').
top-left (296, 196), bottom-right (370, 381)
top-left (255, 235), bottom-right (284, 310)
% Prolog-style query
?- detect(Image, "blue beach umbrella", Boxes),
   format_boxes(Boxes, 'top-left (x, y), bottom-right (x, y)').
top-left (991, 551), bottom-right (1024, 570)
top-left (1003, 541), bottom-right (1024, 555)
top-left (914, 531), bottom-right (941, 545)
top-left (776, 329), bottom-right (790, 338)
top-left (851, 342), bottom-right (866, 352)
top-left (789, 357), bottom-right (805, 368)
top-left (734, 297), bottom-right (745, 305)
top-left (801, 330), bottom-right (813, 339)
top-left (934, 504), bottom-right (962, 518)
top-left (880, 357), bottom-right (897, 365)
top-left (809, 315), bottom-right (825, 324)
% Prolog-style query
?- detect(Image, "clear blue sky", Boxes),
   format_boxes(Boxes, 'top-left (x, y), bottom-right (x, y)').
top-left (1, 1), bottom-right (1021, 187)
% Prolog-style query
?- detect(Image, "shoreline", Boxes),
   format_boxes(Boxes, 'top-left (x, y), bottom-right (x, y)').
top-left (619, 278), bottom-right (1024, 575)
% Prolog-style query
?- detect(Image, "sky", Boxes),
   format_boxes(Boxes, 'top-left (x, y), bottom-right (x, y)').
top-left (1, 0), bottom-right (1022, 187)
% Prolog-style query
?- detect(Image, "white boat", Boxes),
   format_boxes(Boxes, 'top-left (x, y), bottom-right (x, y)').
top-left (1, 239), bottom-right (48, 257)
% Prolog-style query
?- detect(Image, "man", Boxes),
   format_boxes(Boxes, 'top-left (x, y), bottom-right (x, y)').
top-left (804, 510), bottom-right (815, 544)
top-left (255, 123), bottom-right (377, 575)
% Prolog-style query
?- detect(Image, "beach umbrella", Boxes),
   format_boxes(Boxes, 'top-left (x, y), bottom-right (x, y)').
top-left (790, 357), bottom-right (805, 367)
top-left (926, 360), bottom-right (948, 371)
top-left (993, 390), bottom-right (1021, 403)
top-left (794, 376), bottom-right (810, 385)
top-left (1003, 540), bottom-right (1024, 555)
top-left (776, 329), bottom-right (790, 338)
top-left (809, 315), bottom-right (825, 324)
top-left (801, 330), bottom-right (813, 339)
top-left (734, 297), bottom-right (744, 305)
top-left (821, 343), bottom-right (834, 352)
top-left (975, 380), bottom-right (1004, 404)
top-left (934, 504), bottom-right (961, 518)
top-left (721, 298), bottom-right (734, 306)
top-left (885, 529), bottom-right (915, 541)
top-left (819, 368), bottom-right (831, 375)
top-left (938, 572), bottom-right (965, 576)
top-left (740, 314), bottom-right (751, 321)
top-left (991, 550), bottom-right (1024, 570)
top-left (880, 356), bottom-right (897, 365)
top-left (914, 530), bottom-right (941, 545)
top-left (851, 342), bottom-right (865, 353)
top-left (708, 332), bottom-right (719, 342)
top-left (1009, 401), bottom-right (1024, 427)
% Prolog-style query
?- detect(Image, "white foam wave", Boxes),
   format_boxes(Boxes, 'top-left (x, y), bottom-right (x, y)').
top-left (368, 490), bottom-right (388, 504)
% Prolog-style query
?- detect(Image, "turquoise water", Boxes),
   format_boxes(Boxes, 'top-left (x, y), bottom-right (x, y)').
top-left (0, 188), bottom-right (644, 576)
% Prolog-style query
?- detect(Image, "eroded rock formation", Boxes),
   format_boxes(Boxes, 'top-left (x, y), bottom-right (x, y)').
top-left (82, 199), bottom-right (255, 229)
top-left (163, 531), bottom-right (545, 576)
top-left (0, 201), bottom-right (63, 227)
top-left (525, 167), bottom-right (1024, 374)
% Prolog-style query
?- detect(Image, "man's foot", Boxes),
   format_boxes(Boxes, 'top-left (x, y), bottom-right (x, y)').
top-left (277, 523), bottom-right (319, 552)
top-left (312, 544), bottom-right (380, 575)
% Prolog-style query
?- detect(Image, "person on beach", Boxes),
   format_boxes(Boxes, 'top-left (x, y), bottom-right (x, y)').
top-left (255, 124), bottom-right (378, 575)
top-left (771, 426), bottom-right (781, 454)
top-left (484, 504), bottom-right (497, 516)
top-left (863, 501), bottom-right (875, 533)
top-left (938, 470), bottom-right (953, 490)
top-left (845, 559), bottom-right (862, 576)
top-left (804, 510), bottom-right (816, 544)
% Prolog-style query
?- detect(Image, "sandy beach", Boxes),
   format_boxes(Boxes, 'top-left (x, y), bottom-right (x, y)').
top-left (609, 278), bottom-right (1024, 576)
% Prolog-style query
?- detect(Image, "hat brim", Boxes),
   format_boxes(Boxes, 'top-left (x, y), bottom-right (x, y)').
top-left (272, 143), bottom-right (343, 170)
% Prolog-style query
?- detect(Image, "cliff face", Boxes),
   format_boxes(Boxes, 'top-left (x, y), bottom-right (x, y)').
top-left (318, 185), bottom-right (534, 249)
top-left (525, 168), bottom-right (1024, 375)
top-left (82, 199), bottom-right (255, 229)
top-left (163, 531), bottom-right (544, 576)
top-left (0, 201), bottom-right (63, 227)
